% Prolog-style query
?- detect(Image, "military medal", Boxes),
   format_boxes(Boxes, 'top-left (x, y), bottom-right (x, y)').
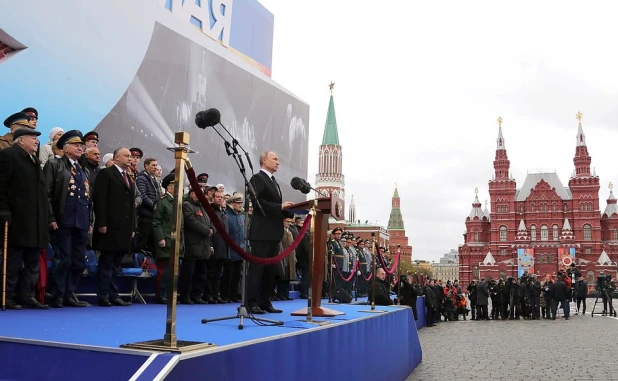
top-left (69, 179), bottom-right (75, 184)
top-left (70, 192), bottom-right (74, 196)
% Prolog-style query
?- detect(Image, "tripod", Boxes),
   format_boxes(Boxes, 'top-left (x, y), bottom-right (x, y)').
top-left (591, 287), bottom-right (616, 317)
top-left (200, 124), bottom-right (283, 329)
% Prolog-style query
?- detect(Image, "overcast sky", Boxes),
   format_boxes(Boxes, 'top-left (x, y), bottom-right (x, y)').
top-left (259, 0), bottom-right (618, 263)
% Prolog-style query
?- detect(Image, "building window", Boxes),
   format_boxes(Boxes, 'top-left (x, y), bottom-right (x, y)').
top-left (553, 225), bottom-right (559, 241)
top-left (587, 271), bottom-right (594, 283)
top-left (531, 225), bottom-right (537, 240)
top-left (474, 231), bottom-right (479, 242)
top-left (541, 225), bottom-right (548, 241)
top-left (614, 229), bottom-right (618, 240)
top-left (531, 203), bottom-right (535, 212)
top-left (564, 203), bottom-right (568, 212)
top-left (500, 249), bottom-right (506, 256)
top-left (499, 226), bottom-right (507, 241)
top-left (552, 202), bottom-right (557, 211)
top-left (541, 203), bottom-right (547, 212)
top-left (583, 224), bottom-right (592, 240)
top-left (520, 205), bottom-right (524, 213)
top-left (585, 248), bottom-right (591, 254)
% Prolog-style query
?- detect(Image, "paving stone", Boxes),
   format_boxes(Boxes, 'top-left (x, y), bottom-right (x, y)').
top-left (407, 299), bottom-right (616, 380)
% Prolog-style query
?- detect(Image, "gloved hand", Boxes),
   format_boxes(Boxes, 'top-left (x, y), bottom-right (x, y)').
top-left (0, 210), bottom-right (11, 225)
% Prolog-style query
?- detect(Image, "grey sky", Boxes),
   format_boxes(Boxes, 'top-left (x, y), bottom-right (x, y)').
top-left (259, 0), bottom-right (618, 262)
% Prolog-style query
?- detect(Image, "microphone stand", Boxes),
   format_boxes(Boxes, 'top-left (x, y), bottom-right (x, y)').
top-left (215, 122), bottom-right (256, 174)
top-left (200, 125), bottom-right (282, 329)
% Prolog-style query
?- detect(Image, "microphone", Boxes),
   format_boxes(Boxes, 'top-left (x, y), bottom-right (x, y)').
top-left (290, 177), bottom-right (311, 194)
top-left (195, 108), bottom-right (221, 129)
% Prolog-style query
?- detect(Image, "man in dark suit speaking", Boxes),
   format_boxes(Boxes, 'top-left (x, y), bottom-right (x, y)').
top-left (247, 151), bottom-right (294, 314)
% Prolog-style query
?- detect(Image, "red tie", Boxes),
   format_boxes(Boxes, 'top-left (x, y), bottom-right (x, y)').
top-left (122, 171), bottom-right (130, 187)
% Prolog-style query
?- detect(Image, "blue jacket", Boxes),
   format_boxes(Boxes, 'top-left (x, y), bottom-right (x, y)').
top-left (136, 170), bottom-right (161, 217)
top-left (226, 205), bottom-right (245, 262)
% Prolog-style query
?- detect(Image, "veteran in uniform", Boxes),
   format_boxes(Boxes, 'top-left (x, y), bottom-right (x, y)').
top-left (0, 112), bottom-right (32, 151)
top-left (44, 131), bottom-right (91, 308)
top-left (152, 173), bottom-right (184, 304)
top-left (0, 128), bottom-right (49, 309)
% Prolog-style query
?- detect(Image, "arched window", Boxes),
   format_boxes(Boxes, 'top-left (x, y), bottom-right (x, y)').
top-left (499, 226), bottom-right (507, 241)
top-left (530, 225), bottom-right (537, 240)
top-left (531, 203), bottom-right (535, 212)
top-left (520, 204), bottom-right (524, 213)
top-left (614, 229), bottom-right (618, 240)
top-left (474, 231), bottom-right (479, 242)
top-left (552, 202), bottom-right (557, 211)
top-left (563, 203), bottom-right (568, 212)
top-left (541, 203), bottom-right (547, 212)
top-left (541, 225), bottom-right (548, 241)
top-left (583, 224), bottom-right (592, 240)
top-left (553, 225), bottom-right (559, 241)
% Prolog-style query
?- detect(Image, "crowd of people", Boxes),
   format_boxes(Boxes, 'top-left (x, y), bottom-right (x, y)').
top-left (0, 109), bottom-right (312, 312)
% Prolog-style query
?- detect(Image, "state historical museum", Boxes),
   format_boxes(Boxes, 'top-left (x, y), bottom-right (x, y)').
top-left (459, 114), bottom-right (618, 285)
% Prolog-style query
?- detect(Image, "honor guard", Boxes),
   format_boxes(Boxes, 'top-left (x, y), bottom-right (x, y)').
top-left (328, 227), bottom-right (345, 297)
top-left (356, 238), bottom-right (368, 297)
top-left (152, 173), bottom-right (184, 303)
top-left (21, 107), bottom-right (38, 129)
top-left (128, 147), bottom-right (143, 181)
top-left (45, 130), bottom-right (91, 308)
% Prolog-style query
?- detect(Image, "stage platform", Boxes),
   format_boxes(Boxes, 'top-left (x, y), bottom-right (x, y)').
top-left (0, 298), bottom-right (423, 381)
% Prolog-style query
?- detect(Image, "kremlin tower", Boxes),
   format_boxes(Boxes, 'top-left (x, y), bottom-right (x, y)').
top-left (315, 82), bottom-right (345, 209)
top-left (387, 185), bottom-right (412, 260)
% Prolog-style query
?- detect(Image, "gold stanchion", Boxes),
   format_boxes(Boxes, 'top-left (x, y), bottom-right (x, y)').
top-left (122, 132), bottom-right (216, 352)
top-left (2, 221), bottom-right (7, 311)
top-left (396, 245), bottom-right (401, 306)
top-left (359, 232), bottom-right (386, 313)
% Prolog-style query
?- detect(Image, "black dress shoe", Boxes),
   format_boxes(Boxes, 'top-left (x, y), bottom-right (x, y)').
top-left (214, 296), bottom-right (225, 304)
top-left (192, 298), bottom-right (208, 304)
top-left (260, 305), bottom-right (283, 313)
top-left (65, 298), bottom-right (89, 307)
top-left (230, 298), bottom-right (241, 303)
top-left (5, 300), bottom-right (22, 310)
top-left (179, 299), bottom-right (194, 305)
top-left (249, 305), bottom-right (266, 314)
top-left (299, 294), bottom-right (308, 299)
top-left (22, 297), bottom-right (49, 310)
top-left (205, 297), bottom-right (216, 304)
top-left (157, 297), bottom-right (168, 305)
top-left (112, 298), bottom-right (131, 306)
top-left (50, 297), bottom-right (64, 308)
top-left (98, 299), bottom-right (112, 307)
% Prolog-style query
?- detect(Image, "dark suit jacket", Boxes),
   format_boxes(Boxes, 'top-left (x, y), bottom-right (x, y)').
top-left (0, 145), bottom-right (49, 248)
top-left (248, 170), bottom-right (292, 242)
top-left (551, 280), bottom-right (568, 300)
top-left (476, 282), bottom-right (489, 305)
top-left (92, 166), bottom-right (136, 252)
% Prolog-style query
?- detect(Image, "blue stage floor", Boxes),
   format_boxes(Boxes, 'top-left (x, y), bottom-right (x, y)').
top-left (0, 299), bottom-right (423, 381)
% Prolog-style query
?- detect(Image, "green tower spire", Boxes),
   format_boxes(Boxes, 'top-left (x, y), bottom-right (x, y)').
top-left (321, 83), bottom-right (339, 145)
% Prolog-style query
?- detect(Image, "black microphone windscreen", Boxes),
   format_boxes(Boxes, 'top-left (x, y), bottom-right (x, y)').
top-left (195, 108), bottom-right (221, 129)
top-left (290, 177), bottom-right (304, 191)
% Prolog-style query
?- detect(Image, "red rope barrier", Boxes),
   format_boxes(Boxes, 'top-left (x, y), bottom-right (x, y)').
top-left (333, 256), bottom-right (358, 282)
top-left (358, 262), bottom-right (373, 281)
top-left (185, 167), bottom-right (312, 265)
top-left (376, 247), bottom-right (401, 275)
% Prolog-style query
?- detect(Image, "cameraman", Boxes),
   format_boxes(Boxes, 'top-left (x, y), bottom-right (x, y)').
top-left (567, 263), bottom-right (581, 302)
top-left (529, 274), bottom-right (541, 320)
top-left (467, 280), bottom-right (477, 320)
top-left (574, 276), bottom-right (588, 315)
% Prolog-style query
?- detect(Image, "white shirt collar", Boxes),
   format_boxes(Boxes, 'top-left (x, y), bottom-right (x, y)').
top-left (260, 168), bottom-right (274, 179)
top-left (113, 164), bottom-right (125, 174)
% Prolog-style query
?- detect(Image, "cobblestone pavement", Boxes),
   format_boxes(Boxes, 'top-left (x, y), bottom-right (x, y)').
top-left (407, 298), bottom-right (618, 381)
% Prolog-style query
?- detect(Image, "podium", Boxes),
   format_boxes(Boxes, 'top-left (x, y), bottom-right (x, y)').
top-left (289, 196), bottom-right (345, 317)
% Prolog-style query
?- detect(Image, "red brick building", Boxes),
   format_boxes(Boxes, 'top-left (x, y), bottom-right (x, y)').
top-left (459, 115), bottom-right (618, 285)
